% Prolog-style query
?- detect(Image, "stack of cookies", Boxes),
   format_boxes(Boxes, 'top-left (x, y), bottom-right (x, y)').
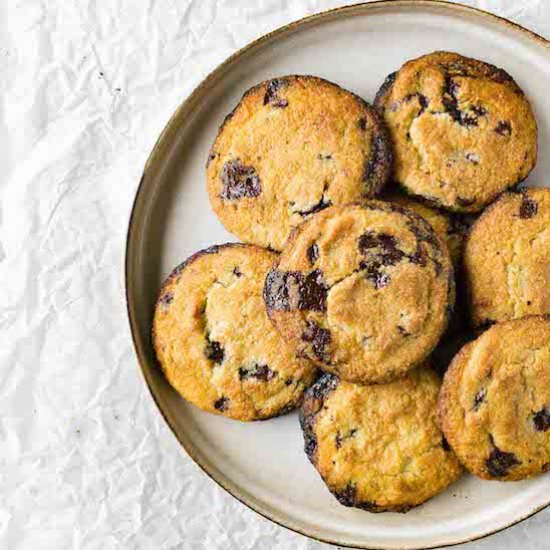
top-left (153, 52), bottom-right (550, 512)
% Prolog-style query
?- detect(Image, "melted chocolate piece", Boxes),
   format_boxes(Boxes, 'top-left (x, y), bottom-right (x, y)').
top-left (264, 269), bottom-right (328, 312)
top-left (220, 159), bottom-right (261, 200)
top-left (494, 120), bottom-right (512, 137)
top-left (307, 243), bottom-right (319, 265)
top-left (214, 396), bottom-right (229, 412)
top-left (263, 78), bottom-right (289, 107)
top-left (205, 335), bottom-right (225, 364)
top-left (519, 194), bottom-right (538, 219)
top-left (486, 445), bottom-right (520, 477)
top-left (239, 363), bottom-right (277, 382)
top-left (302, 319), bottom-right (331, 362)
top-left (533, 407), bottom-right (550, 431)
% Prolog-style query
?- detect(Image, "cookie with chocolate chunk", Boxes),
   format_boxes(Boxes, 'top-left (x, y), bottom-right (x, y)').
top-left (207, 75), bottom-right (392, 250)
top-left (465, 188), bottom-right (550, 329)
top-left (375, 51), bottom-right (537, 212)
top-left (263, 202), bottom-right (453, 384)
top-left (300, 368), bottom-right (462, 512)
top-left (439, 316), bottom-right (550, 480)
top-left (152, 243), bottom-right (316, 421)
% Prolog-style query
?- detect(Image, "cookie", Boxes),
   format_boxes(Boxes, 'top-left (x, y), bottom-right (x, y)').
top-left (438, 316), bottom-right (550, 480)
top-left (300, 368), bottom-right (462, 512)
top-left (207, 75), bottom-right (392, 250)
top-left (375, 51), bottom-right (537, 212)
top-left (382, 191), bottom-right (469, 266)
top-left (263, 202), bottom-right (453, 383)
top-left (465, 188), bottom-right (550, 329)
top-left (152, 243), bottom-right (316, 421)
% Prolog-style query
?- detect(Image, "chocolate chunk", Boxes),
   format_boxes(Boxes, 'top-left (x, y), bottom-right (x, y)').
top-left (533, 407), bottom-right (550, 431)
top-left (486, 445), bottom-right (520, 477)
top-left (207, 151), bottom-right (217, 165)
top-left (214, 396), bottom-right (229, 412)
top-left (302, 319), bottom-right (331, 362)
top-left (232, 266), bottom-right (242, 277)
top-left (519, 194), bottom-right (538, 219)
top-left (471, 105), bottom-right (487, 117)
top-left (494, 120), bottom-right (512, 137)
top-left (264, 269), bottom-right (302, 311)
top-left (442, 76), bottom-right (480, 127)
top-left (473, 388), bottom-right (486, 411)
top-left (364, 135), bottom-right (387, 183)
top-left (239, 363), bottom-right (277, 382)
top-left (361, 259), bottom-right (391, 290)
top-left (441, 436), bottom-right (451, 452)
top-left (307, 243), bottom-right (319, 265)
top-left (335, 483), bottom-right (356, 507)
top-left (159, 292), bottom-right (173, 307)
top-left (357, 117), bottom-right (367, 130)
top-left (285, 377), bottom-right (293, 386)
top-left (335, 432), bottom-right (343, 449)
top-left (263, 78), bottom-right (288, 106)
top-left (397, 325), bottom-right (410, 337)
top-left (297, 269), bottom-right (328, 311)
top-left (220, 159), bottom-right (261, 200)
top-left (465, 152), bottom-right (479, 164)
top-left (205, 335), bottom-right (225, 364)
top-left (358, 232), bottom-right (405, 265)
top-left (310, 373), bottom-right (339, 400)
top-left (264, 269), bottom-right (328, 312)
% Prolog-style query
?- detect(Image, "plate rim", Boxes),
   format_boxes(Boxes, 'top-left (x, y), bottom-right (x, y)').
top-left (125, 2), bottom-right (550, 548)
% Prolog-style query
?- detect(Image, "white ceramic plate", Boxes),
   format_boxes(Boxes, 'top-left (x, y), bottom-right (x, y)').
top-left (125, 2), bottom-right (550, 548)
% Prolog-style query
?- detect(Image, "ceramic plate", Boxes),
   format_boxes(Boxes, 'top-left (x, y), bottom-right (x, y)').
top-left (125, 2), bottom-right (550, 548)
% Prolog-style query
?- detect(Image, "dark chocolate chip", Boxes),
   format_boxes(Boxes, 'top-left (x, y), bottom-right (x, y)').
top-left (307, 243), bottom-right (319, 266)
top-left (232, 266), bottom-right (242, 277)
top-left (159, 292), bottom-right (173, 307)
top-left (357, 117), bottom-right (367, 130)
top-left (358, 232), bottom-right (405, 265)
top-left (335, 432), bottom-right (343, 449)
top-left (441, 436), bottom-right (451, 452)
top-left (533, 407), bottom-right (550, 431)
top-left (220, 159), bottom-right (261, 200)
top-left (486, 445), bottom-right (520, 477)
top-left (263, 78), bottom-right (288, 106)
top-left (494, 120), bottom-right (512, 137)
top-left (214, 396), bottom-right (229, 412)
top-left (204, 336), bottom-right (225, 364)
top-left (465, 152), bottom-right (479, 164)
top-left (318, 153), bottom-right (332, 160)
top-left (360, 259), bottom-right (391, 290)
top-left (442, 76), bottom-right (480, 127)
top-left (239, 363), bottom-right (277, 382)
top-left (302, 319), bottom-right (331, 362)
top-left (473, 388), bottom-right (486, 411)
top-left (471, 105), bottom-right (488, 117)
top-left (310, 373), bottom-right (339, 400)
top-left (285, 377), bottom-right (293, 386)
top-left (519, 194), bottom-right (538, 219)
top-left (364, 135), bottom-right (386, 183)
top-left (297, 269), bottom-right (328, 311)
top-left (397, 325), bottom-right (410, 337)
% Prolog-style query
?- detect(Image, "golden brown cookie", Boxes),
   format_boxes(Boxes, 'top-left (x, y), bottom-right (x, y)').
top-left (438, 316), bottom-right (550, 480)
top-left (300, 368), bottom-right (462, 512)
top-left (152, 244), bottom-right (316, 421)
top-left (465, 188), bottom-right (550, 329)
top-left (263, 202), bottom-right (454, 383)
top-left (207, 75), bottom-right (392, 250)
top-left (375, 51), bottom-right (537, 212)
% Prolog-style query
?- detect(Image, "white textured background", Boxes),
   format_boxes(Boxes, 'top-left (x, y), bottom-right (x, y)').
top-left (2, 1), bottom-right (550, 548)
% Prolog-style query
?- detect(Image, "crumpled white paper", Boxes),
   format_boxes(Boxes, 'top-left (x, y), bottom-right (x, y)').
top-left (1, 1), bottom-right (549, 549)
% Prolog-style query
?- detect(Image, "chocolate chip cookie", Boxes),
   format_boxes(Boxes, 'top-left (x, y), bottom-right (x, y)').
top-left (375, 51), bottom-right (537, 212)
top-left (300, 368), bottom-right (462, 512)
top-left (263, 202), bottom-right (453, 383)
top-left (465, 188), bottom-right (550, 329)
top-left (207, 75), bottom-right (392, 250)
top-left (152, 244), bottom-right (316, 421)
top-left (438, 316), bottom-right (550, 480)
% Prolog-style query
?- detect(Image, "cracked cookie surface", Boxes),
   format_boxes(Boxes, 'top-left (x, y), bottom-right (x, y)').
top-left (300, 368), bottom-right (462, 512)
top-left (263, 202), bottom-right (453, 383)
top-left (438, 316), bottom-right (550, 480)
top-left (152, 243), bottom-right (316, 421)
top-left (465, 188), bottom-right (550, 329)
top-left (375, 51), bottom-right (537, 213)
top-left (207, 75), bottom-right (392, 250)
